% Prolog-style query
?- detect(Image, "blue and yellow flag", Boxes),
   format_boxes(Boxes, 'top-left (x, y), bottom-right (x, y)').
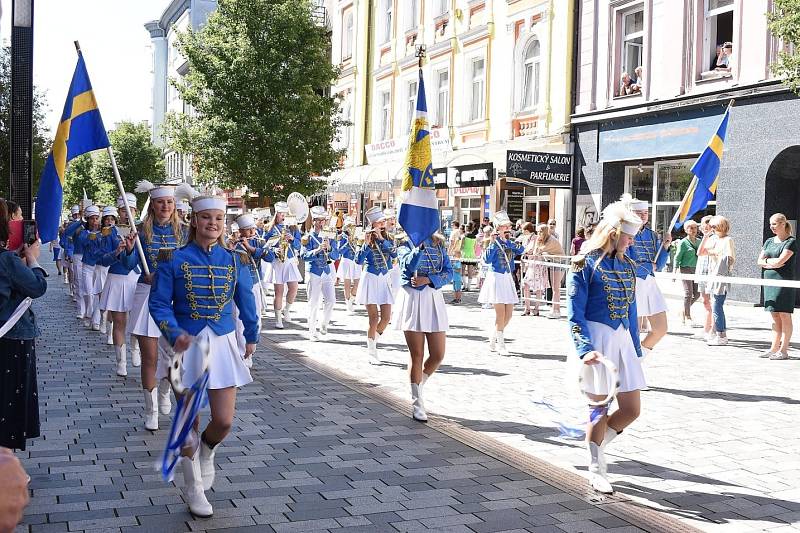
top-left (675, 109), bottom-right (730, 228)
top-left (398, 70), bottom-right (438, 247)
top-left (35, 53), bottom-right (110, 243)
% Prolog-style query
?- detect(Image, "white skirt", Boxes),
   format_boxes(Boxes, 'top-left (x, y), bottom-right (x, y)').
top-left (127, 283), bottom-right (161, 337)
top-left (579, 321), bottom-right (647, 394)
top-left (99, 272), bottom-right (138, 312)
top-left (94, 265), bottom-right (109, 294)
top-left (336, 257), bottom-right (362, 280)
top-left (260, 261), bottom-right (273, 288)
top-left (355, 271), bottom-right (394, 305)
top-left (392, 285), bottom-right (448, 332)
top-left (389, 264), bottom-right (402, 295)
top-left (80, 263), bottom-right (96, 297)
top-left (636, 275), bottom-right (668, 316)
top-left (180, 327), bottom-right (252, 390)
top-left (478, 271), bottom-right (519, 305)
top-left (269, 258), bottom-right (302, 284)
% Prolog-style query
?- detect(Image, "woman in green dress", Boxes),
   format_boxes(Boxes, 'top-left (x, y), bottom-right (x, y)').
top-left (758, 213), bottom-right (796, 360)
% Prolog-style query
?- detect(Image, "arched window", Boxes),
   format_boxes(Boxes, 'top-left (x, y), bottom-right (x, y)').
top-left (343, 11), bottom-right (354, 59)
top-left (521, 39), bottom-right (541, 110)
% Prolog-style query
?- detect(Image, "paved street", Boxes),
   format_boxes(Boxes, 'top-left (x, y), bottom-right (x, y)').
top-left (15, 261), bottom-right (685, 533)
top-left (262, 276), bottom-right (800, 533)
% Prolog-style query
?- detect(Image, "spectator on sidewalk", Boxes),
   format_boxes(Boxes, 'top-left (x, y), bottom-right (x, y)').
top-left (448, 222), bottom-right (464, 304)
top-left (0, 199), bottom-right (47, 451)
top-left (694, 215), bottom-right (716, 341)
top-left (570, 226), bottom-right (586, 256)
top-left (758, 213), bottom-right (796, 360)
top-left (699, 215), bottom-right (734, 346)
top-left (673, 220), bottom-right (701, 325)
top-left (462, 223), bottom-right (478, 292)
top-left (518, 223), bottom-right (537, 315)
top-left (0, 448), bottom-right (28, 531)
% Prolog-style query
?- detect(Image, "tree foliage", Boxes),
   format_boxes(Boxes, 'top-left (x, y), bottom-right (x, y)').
top-left (768, 0), bottom-right (800, 93)
top-left (0, 47), bottom-right (52, 198)
top-left (62, 121), bottom-right (165, 209)
top-left (163, 0), bottom-right (345, 197)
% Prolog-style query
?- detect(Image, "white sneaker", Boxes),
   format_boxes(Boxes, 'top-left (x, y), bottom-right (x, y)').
top-left (547, 311), bottom-right (561, 319)
top-left (760, 350), bottom-right (774, 359)
top-left (769, 352), bottom-right (789, 360)
top-left (707, 335), bottom-right (728, 346)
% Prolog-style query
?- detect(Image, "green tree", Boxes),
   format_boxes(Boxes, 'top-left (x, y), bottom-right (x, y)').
top-left (768, 0), bottom-right (800, 93)
top-left (163, 0), bottom-right (345, 197)
top-left (62, 153), bottom-right (115, 209)
top-left (93, 121), bottom-right (165, 206)
top-left (0, 46), bottom-right (52, 198)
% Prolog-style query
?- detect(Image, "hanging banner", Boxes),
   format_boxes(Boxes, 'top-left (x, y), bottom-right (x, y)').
top-left (366, 128), bottom-right (452, 165)
top-left (506, 150), bottom-right (572, 188)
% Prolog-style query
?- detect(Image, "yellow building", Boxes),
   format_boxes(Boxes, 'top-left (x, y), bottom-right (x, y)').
top-left (326, 0), bottom-right (575, 233)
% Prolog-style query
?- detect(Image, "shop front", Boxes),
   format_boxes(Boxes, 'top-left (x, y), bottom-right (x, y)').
top-left (433, 163), bottom-right (494, 230)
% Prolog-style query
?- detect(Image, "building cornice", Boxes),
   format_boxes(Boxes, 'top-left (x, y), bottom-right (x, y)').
top-left (144, 20), bottom-right (166, 39)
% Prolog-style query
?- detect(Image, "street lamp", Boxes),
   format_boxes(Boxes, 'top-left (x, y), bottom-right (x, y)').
top-left (10, 0), bottom-right (34, 219)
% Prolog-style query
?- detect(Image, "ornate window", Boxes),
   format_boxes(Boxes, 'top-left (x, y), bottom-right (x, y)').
top-left (520, 39), bottom-right (541, 110)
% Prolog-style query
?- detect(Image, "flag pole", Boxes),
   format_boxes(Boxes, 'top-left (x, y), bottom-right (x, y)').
top-left (74, 41), bottom-right (151, 276)
top-left (653, 98), bottom-right (736, 265)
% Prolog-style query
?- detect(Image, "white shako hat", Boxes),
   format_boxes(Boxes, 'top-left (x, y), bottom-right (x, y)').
top-left (116, 193), bottom-right (137, 210)
top-left (84, 205), bottom-right (100, 217)
top-left (365, 206), bottom-right (386, 225)
top-left (343, 216), bottom-right (356, 227)
top-left (175, 183), bottom-right (226, 213)
top-left (274, 202), bottom-right (290, 214)
top-left (101, 206), bottom-right (118, 218)
top-left (176, 200), bottom-right (190, 211)
top-left (134, 180), bottom-right (176, 199)
top-left (236, 214), bottom-right (256, 230)
top-left (70, 205), bottom-right (80, 215)
top-left (310, 206), bottom-right (329, 220)
top-left (491, 210), bottom-right (512, 227)
top-left (600, 200), bottom-right (642, 236)
top-left (382, 207), bottom-right (396, 219)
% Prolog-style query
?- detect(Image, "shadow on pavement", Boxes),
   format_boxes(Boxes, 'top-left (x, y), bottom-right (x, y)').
top-left (647, 386), bottom-right (800, 405)
top-left (440, 414), bottom-right (581, 449)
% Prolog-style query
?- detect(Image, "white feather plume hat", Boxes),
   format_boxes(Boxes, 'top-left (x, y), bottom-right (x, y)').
top-left (134, 180), bottom-right (175, 199)
top-left (175, 183), bottom-right (226, 213)
top-left (601, 200), bottom-right (642, 236)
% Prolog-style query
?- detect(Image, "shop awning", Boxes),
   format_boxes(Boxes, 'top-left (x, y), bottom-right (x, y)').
top-left (326, 163), bottom-right (404, 193)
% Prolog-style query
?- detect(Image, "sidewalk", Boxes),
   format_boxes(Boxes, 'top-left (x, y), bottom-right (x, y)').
top-left (13, 262), bottom-right (682, 533)
top-left (263, 280), bottom-right (800, 533)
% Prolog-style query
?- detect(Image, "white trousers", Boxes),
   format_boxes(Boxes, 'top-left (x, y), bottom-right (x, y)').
top-left (307, 270), bottom-right (336, 333)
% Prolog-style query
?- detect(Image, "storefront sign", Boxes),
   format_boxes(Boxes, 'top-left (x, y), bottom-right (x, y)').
top-left (365, 128), bottom-right (452, 165)
top-left (452, 187), bottom-right (482, 195)
top-left (506, 189), bottom-right (524, 223)
top-left (598, 108), bottom-right (725, 161)
top-left (432, 164), bottom-right (495, 189)
top-left (506, 151), bottom-right (572, 188)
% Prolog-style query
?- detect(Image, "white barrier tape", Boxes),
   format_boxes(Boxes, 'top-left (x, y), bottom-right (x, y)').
top-left (655, 271), bottom-right (800, 289)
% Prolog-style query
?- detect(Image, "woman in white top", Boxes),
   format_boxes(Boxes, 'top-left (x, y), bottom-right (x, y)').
top-left (698, 215), bottom-right (735, 346)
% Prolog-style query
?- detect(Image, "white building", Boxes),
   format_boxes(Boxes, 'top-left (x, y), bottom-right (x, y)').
top-left (145, 0), bottom-right (217, 184)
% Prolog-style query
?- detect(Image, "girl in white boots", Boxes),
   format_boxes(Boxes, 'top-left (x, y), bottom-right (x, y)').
top-left (567, 200), bottom-right (646, 494)
top-left (336, 217), bottom-right (361, 314)
top-left (394, 232), bottom-right (453, 421)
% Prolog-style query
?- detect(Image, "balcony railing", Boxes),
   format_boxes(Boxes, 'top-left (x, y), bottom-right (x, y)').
top-left (312, 0), bottom-right (329, 28)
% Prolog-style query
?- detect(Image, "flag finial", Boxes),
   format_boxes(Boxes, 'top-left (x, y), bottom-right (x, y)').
top-left (415, 45), bottom-right (426, 68)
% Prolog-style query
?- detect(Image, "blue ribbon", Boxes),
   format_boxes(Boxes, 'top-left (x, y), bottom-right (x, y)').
top-left (160, 371), bottom-right (210, 482)
top-left (531, 397), bottom-right (612, 440)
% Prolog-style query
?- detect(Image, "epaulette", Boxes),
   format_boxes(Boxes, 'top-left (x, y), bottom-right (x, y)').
top-left (157, 248), bottom-right (174, 263)
top-left (570, 255), bottom-right (586, 273)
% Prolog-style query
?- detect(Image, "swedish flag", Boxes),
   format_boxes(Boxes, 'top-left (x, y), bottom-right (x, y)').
top-left (675, 109), bottom-right (730, 228)
top-left (398, 70), bottom-right (438, 247)
top-left (35, 53), bottom-right (110, 243)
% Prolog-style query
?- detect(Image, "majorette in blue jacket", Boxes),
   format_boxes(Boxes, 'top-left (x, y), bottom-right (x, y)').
top-left (627, 226), bottom-right (668, 279)
top-left (397, 238), bottom-right (453, 290)
top-left (120, 222), bottom-right (187, 283)
top-left (302, 231), bottom-right (341, 276)
top-left (356, 235), bottom-right (395, 276)
top-left (481, 238), bottom-right (524, 274)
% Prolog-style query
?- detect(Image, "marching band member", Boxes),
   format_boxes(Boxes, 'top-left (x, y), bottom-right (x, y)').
top-left (355, 207), bottom-right (396, 363)
top-left (64, 200), bottom-right (90, 316)
top-left (394, 233), bottom-right (453, 422)
top-left (265, 202), bottom-right (302, 329)
top-left (233, 213), bottom-right (272, 338)
top-left (99, 196), bottom-right (141, 376)
top-left (478, 211), bottom-right (524, 355)
top-left (384, 209), bottom-right (403, 299)
top-left (149, 192), bottom-right (258, 518)
top-left (256, 212), bottom-right (274, 296)
top-left (76, 205), bottom-right (103, 330)
top-left (302, 206), bottom-right (341, 340)
top-left (624, 196), bottom-right (671, 357)
top-left (567, 200), bottom-right (644, 494)
top-left (121, 181), bottom-right (186, 431)
top-left (96, 207), bottom-right (117, 336)
top-left (61, 206), bottom-right (81, 296)
top-left (176, 200), bottom-right (190, 224)
top-left (336, 217), bottom-right (361, 314)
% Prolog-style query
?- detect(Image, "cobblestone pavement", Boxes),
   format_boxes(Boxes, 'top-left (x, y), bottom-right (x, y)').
top-left (13, 262), bottom-right (687, 533)
top-left (260, 277), bottom-right (800, 533)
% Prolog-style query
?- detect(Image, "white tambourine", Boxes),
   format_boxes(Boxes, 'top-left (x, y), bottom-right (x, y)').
top-left (578, 356), bottom-right (620, 407)
top-left (159, 335), bottom-right (211, 395)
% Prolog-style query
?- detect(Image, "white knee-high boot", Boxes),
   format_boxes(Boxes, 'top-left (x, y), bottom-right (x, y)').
top-left (143, 388), bottom-right (158, 431)
top-left (115, 345), bottom-right (127, 377)
top-left (158, 379), bottom-right (172, 415)
top-left (131, 336), bottom-right (141, 367)
top-left (411, 383), bottom-right (427, 422)
top-left (181, 453), bottom-right (213, 517)
top-left (588, 441), bottom-right (613, 493)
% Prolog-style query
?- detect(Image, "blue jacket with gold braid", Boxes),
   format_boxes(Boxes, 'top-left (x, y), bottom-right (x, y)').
top-left (302, 231), bottom-right (341, 276)
top-left (482, 238), bottom-right (524, 274)
top-left (149, 241), bottom-right (259, 346)
top-left (567, 250), bottom-right (642, 359)
top-left (397, 238), bottom-right (453, 290)
top-left (264, 223), bottom-right (301, 260)
top-left (356, 236), bottom-right (395, 275)
top-left (121, 222), bottom-right (187, 282)
top-left (627, 226), bottom-right (668, 279)
top-left (234, 237), bottom-right (274, 283)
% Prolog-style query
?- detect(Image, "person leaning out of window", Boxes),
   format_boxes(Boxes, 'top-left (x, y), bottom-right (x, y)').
top-left (672, 220), bottom-right (701, 326)
top-left (715, 42), bottom-right (733, 72)
top-left (758, 213), bottom-right (796, 361)
top-left (0, 199), bottom-right (48, 452)
top-left (698, 215), bottom-right (734, 346)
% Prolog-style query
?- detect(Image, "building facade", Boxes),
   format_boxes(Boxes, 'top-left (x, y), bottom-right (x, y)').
top-left (145, 0), bottom-right (218, 184)
top-left (572, 0), bottom-right (800, 302)
top-left (326, 0), bottom-right (576, 235)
